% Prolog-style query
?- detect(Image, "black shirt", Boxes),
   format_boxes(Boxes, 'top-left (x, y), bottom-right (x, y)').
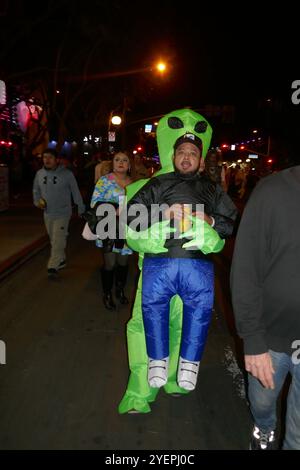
top-left (127, 171), bottom-right (237, 259)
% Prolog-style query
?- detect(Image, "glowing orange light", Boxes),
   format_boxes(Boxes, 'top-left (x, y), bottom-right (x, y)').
top-left (156, 62), bottom-right (166, 73)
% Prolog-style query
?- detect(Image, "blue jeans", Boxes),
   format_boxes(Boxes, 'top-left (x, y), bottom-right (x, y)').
top-left (248, 349), bottom-right (300, 450)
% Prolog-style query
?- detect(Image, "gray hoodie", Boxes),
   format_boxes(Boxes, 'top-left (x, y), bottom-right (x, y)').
top-left (33, 165), bottom-right (85, 218)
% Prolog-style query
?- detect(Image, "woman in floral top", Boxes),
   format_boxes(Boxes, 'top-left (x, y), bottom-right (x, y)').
top-left (91, 152), bottom-right (133, 310)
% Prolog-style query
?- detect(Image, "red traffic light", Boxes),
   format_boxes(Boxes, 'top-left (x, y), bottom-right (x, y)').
top-left (137, 146), bottom-right (143, 152)
top-left (267, 158), bottom-right (273, 164)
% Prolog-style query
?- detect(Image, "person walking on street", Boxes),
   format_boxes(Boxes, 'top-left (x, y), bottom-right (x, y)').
top-left (230, 163), bottom-right (300, 450)
top-left (89, 151), bottom-right (133, 310)
top-left (33, 148), bottom-right (85, 279)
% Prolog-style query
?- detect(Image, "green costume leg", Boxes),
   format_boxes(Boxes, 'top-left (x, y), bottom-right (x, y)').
top-left (118, 265), bottom-right (188, 414)
top-left (118, 272), bottom-right (158, 414)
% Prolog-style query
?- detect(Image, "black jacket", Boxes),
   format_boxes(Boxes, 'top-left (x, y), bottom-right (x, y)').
top-left (127, 171), bottom-right (238, 259)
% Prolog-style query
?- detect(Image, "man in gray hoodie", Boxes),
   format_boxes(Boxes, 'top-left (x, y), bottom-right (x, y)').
top-left (33, 148), bottom-right (85, 278)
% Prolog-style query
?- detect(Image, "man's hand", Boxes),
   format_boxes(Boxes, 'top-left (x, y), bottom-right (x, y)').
top-left (37, 198), bottom-right (46, 210)
top-left (164, 205), bottom-right (213, 224)
top-left (164, 204), bottom-right (185, 221)
top-left (193, 211), bottom-right (214, 226)
top-left (245, 352), bottom-right (275, 389)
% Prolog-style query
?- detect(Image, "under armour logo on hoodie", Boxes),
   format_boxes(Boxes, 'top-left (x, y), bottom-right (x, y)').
top-left (43, 176), bottom-right (57, 184)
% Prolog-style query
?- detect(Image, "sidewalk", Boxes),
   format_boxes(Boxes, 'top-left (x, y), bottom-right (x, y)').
top-left (0, 192), bottom-right (48, 279)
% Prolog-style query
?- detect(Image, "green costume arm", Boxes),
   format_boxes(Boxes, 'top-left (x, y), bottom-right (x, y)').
top-left (126, 220), bottom-right (175, 254)
top-left (179, 215), bottom-right (225, 254)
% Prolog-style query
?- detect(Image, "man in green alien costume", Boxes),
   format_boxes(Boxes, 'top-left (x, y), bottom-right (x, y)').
top-left (118, 108), bottom-right (238, 414)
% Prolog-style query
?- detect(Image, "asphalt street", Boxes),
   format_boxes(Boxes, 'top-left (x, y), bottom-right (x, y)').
top-left (0, 219), bottom-right (251, 450)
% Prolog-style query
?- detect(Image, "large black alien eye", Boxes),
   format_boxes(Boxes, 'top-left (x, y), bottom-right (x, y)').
top-left (168, 116), bottom-right (184, 129)
top-left (194, 121), bottom-right (208, 133)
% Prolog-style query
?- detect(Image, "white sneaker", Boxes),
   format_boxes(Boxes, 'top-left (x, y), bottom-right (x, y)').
top-left (177, 357), bottom-right (200, 390)
top-left (148, 357), bottom-right (169, 388)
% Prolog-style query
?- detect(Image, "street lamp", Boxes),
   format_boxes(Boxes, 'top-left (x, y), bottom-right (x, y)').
top-left (156, 62), bottom-right (167, 73)
top-left (111, 115), bottom-right (122, 126)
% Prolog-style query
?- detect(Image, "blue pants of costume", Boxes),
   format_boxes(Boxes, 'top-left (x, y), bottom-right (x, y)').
top-left (142, 257), bottom-right (214, 362)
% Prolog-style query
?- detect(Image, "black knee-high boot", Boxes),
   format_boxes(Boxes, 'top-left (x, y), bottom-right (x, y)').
top-left (115, 264), bottom-right (129, 304)
top-left (101, 268), bottom-right (116, 310)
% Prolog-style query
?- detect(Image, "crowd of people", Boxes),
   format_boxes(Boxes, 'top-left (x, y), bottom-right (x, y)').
top-left (29, 107), bottom-right (300, 450)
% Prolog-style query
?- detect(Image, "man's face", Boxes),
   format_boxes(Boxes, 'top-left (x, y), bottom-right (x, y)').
top-left (207, 154), bottom-right (217, 166)
top-left (173, 142), bottom-right (202, 175)
top-left (43, 153), bottom-right (58, 170)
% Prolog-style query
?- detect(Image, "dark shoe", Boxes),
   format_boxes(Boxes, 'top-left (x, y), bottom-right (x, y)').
top-left (101, 269), bottom-right (116, 309)
top-left (250, 426), bottom-right (276, 450)
top-left (57, 260), bottom-right (66, 270)
top-left (103, 291), bottom-right (116, 310)
top-left (116, 287), bottom-right (129, 304)
top-left (47, 268), bottom-right (58, 280)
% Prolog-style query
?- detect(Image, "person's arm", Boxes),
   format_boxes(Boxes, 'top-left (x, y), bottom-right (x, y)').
top-left (69, 172), bottom-right (85, 215)
top-left (230, 182), bottom-right (268, 355)
top-left (32, 172), bottom-right (42, 207)
top-left (90, 176), bottom-right (111, 207)
top-left (212, 185), bottom-right (238, 238)
top-left (83, 176), bottom-right (120, 233)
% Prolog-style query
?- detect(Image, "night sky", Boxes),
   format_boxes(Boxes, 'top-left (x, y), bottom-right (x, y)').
top-left (1, 1), bottom-right (299, 152)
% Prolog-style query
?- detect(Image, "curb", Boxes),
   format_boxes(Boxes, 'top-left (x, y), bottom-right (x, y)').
top-left (0, 235), bottom-right (49, 281)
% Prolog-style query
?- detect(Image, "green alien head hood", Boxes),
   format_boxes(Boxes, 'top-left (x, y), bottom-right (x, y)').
top-left (125, 108), bottom-right (213, 200)
top-left (156, 108), bottom-right (212, 173)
